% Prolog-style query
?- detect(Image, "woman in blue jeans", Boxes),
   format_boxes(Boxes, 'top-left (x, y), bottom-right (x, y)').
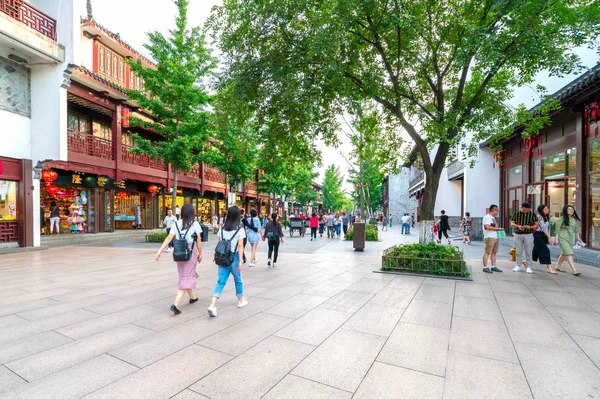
top-left (207, 206), bottom-right (247, 317)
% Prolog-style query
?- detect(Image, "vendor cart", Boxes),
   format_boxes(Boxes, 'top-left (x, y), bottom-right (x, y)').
top-left (289, 217), bottom-right (306, 237)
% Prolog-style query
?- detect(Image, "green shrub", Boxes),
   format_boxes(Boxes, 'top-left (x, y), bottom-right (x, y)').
top-left (146, 231), bottom-right (168, 243)
top-left (344, 224), bottom-right (379, 241)
top-left (382, 243), bottom-right (469, 277)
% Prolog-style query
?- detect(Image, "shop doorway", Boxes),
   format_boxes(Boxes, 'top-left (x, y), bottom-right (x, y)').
top-left (544, 178), bottom-right (576, 235)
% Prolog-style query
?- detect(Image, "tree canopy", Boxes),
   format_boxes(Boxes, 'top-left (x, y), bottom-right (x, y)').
top-left (322, 165), bottom-right (349, 212)
top-left (211, 0), bottom-right (600, 222)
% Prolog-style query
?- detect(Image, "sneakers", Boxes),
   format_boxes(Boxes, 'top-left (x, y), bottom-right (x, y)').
top-left (483, 267), bottom-right (493, 273)
top-left (491, 266), bottom-right (503, 273)
top-left (166, 247), bottom-right (174, 253)
top-left (249, 260), bottom-right (256, 267)
top-left (272, 262), bottom-right (277, 268)
top-left (237, 298), bottom-right (248, 308)
top-left (512, 265), bottom-right (521, 272)
top-left (526, 267), bottom-right (533, 274)
top-left (207, 306), bottom-right (217, 317)
top-left (267, 259), bottom-right (272, 267)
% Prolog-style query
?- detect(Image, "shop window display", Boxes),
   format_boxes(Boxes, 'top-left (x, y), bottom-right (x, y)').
top-left (41, 186), bottom-right (88, 233)
top-left (0, 181), bottom-right (17, 220)
top-left (115, 193), bottom-right (145, 229)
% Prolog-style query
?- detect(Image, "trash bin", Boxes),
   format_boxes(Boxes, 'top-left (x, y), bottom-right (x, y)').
top-left (201, 225), bottom-right (209, 242)
top-left (353, 222), bottom-right (365, 251)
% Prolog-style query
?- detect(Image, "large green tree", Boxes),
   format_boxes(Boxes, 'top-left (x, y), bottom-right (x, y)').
top-left (322, 165), bottom-right (348, 212)
top-left (211, 0), bottom-right (600, 232)
top-left (127, 0), bottom-right (214, 209)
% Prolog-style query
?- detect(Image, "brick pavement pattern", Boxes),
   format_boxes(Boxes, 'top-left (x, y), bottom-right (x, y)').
top-left (0, 228), bottom-right (599, 398)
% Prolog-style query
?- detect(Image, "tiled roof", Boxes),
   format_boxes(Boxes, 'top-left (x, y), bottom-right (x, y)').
top-left (81, 18), bottom-right (156, 67)
top-left (74, 65), bottom-right (127, 94)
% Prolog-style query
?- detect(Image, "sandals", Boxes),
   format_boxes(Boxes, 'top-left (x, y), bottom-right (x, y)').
top-left (555, 268), bottom-right (566, 273)
top-left (573, 272), bottom-right (581, 276)
top-left (547, 270), bottom-right (558, 275)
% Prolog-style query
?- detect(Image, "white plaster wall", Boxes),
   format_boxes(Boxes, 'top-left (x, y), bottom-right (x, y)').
top-left (463, 147), bottom-right (500, 217)
top-left (0, 109), bottom-right (31, 159)
top-left (80, 33), bottom-right (93, 69)
top-left (388, 167), bottom-right (418, 220)
top-left (434, 168), bottom-right (462, 217)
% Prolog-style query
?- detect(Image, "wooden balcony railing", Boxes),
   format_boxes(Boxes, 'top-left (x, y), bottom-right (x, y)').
top-left (68, 129), bottom-right (114, 160)
top-left (121, 144), bottom-right (167, 171)
top-left (182, 164), bottom-right (201, 179)
top-left (0, 0), bottom-right (57, 40)
top-left (203, 167), bottom-right (226, 184)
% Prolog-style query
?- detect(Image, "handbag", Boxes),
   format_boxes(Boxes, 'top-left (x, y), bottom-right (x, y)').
top-left (497, 230), bottom-right (506, 239)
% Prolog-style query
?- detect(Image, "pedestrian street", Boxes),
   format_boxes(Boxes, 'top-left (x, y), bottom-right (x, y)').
top-left (0, 227), bottom-right (599, 399)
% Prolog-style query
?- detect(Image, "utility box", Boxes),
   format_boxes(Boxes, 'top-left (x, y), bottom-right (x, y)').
top-left (201, 225), bottom-right (209, 242)
top-left (353, 222), bottom-right (365, 251)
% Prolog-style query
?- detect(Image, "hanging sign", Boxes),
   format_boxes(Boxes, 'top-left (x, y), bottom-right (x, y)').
top-left (527, 185), bottom-right (542, 195)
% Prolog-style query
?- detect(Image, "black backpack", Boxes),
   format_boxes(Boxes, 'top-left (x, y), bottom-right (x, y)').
top-left (214, 227), bottom-right (242, 267)
top-left (172, 222), bottom-right (196, 262)
top-left (266, 223), bottom-right (279, 242)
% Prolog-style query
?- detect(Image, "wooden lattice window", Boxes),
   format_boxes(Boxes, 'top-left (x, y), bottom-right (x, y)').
top-left (97, 43), bottom-right (125, 84)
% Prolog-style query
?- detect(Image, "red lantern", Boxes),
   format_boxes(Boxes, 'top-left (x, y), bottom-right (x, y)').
top-left (41, 169), bottom-right (58, 183)
top-left (147, 185), bottom-right (160, 196)
top-left (45, 185), bottom-right (60, 195)
top-left (116, 191), bottom-right (128, 199)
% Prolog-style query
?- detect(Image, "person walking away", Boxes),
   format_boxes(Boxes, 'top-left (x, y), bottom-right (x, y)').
top-left (247, 209), bottom-right (262, 266)
top-left (49, 201), bottom-right (60, 234)
top-left (240, 209), bottom-right (257, 263)
top-left (459, 212), bottom-right (472, 244)
top-left (263, 212), bottom-right (285, 267)
top-left (162, 209), bottom-right (178, 252)
top-left (511, 202), bottom-right (538, 273)
top-left (382, 214), bottom-right (389, 231)
top-left (534, 204), bottom-right (557, 274)
top-left (309, 213), bottom-right (319, 241)
top-left (155, 204), bottom-right (203, 315)
top-left (411, 213), bottom-right (416, 228)
top-left (342, 212), bottom-right (349, 235)
top-left (401, 213), bottom-right (410, 234)
top-left (175, 205), bottom-right (181, 220)
top-left (436, 210), bottom-right (451, 244)
top-left (326, 212), bottom-right (334, 238)
top-left (482, 205), bottom-right (503, 273)
top-left (319, 214), bottom-right (326, 237)
top-left (208, 206), bottom-right (247, 317)
top-left (334, 213), bottom-right (342, 236)
top-left (554, 205), bottom-right (583, 276)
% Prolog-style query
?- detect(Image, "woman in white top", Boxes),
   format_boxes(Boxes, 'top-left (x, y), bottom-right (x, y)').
top-left (156, 204), bottom-right (203, 315)
top-left (208, 206), bottom-right (247, 317)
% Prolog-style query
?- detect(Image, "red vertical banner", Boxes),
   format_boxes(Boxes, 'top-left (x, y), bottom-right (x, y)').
top-left (92, 40), bottom-right (99, 74)
top-left (122, 107), bottom-right (130, 128)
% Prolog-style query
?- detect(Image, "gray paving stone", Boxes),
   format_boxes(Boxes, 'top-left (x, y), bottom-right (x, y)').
top-left (49, 285), bottom-right (132, 302)
top-left (443, 351), bottom-right (532, 399)
top-left (0, 314), bottom-right (28, 329)
top-left (257, 284), bottom-right (311, 301)
top-left (303, 279), bottom-right (353, 297)
top-left (16, 295), bottom-right (115, 320)
top-left (274, 308), bottom-right (351, 346)
top-left (455, 282), bottom-right (495, 299)
top-left (0, 298), bottom-right (59, 317)
top-left (401, 299), bottom-right (452, 330)
top-left (514, 341), bottom-right (600, 399)
top-left (531, 289), bottom-right (591, 310)
top-left (199, 312), bottom-right (292, 356)
top-left (450, 316), bottom-right (519, 364)
top-left (190, 336), bottom-right (314, 399)
top-left (263, 374), bottom-right (352, 399)
top-left (292, 328), bottom-right (386, 392)
top-left (6, 324), bottom-right (153, 381)
top-left (1, 354), bottom-right (137, 399)
top-left (414, 283), bottom-right (455, 304)
top-left (346, 278), bottom-right (390, 294)
top-left (56, 305), bottom-right (163, 339)
top-left (83, 291), bottom-right (173, 315)
top-left (386, 275), bottom-right (424, 290)
top-left (0, 330), bottom-right (73, 364)
top-left (377, 322), bottom-right (449, 377)
top-left (172, 390), bottom-right (210, 399)
top-left (342, 303), bottom-right (404, 337)
top-left (132, 300), bottom-right (210, 331)
top-left (495, 291), bottom-right (551, 317)
top-left (571, 334), bottom-right (600, 369)
top-left (422, 278), bottom-right (456, 287)
top-left (453, 295), bottom-right (503, 323)
top-left (368, 287), bottom-right (415, 308)
top-left (489, 280), bottom-right (531, 296)
top-left (0, 365), bottom-right (25, 390)
top-left (85, 345), bottom-right (231, 399)
top-left (502, 312), bottom-right (576, 347)
top-left (263, 293), bottom-right (329, 319)
top-left (353, 361), bottom-right (444, 399)
top-left (319, 290), bottom-right (374, 314)
top-left (546, 306), bottom-right (600, 338)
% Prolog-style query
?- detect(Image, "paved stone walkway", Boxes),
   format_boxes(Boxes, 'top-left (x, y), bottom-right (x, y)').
top-left (0, 227), bottom-right (599, 398)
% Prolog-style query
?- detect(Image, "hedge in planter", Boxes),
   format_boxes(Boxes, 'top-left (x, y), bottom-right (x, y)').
top-left (344, 224), bottom-right (379, 241)
top-left (146, 231), bottom-right (168, 243)
top-left (381, 243), bottom-right (469, 278)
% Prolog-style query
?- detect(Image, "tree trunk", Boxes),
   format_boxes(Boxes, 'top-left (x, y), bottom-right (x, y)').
top-left (171, 169), bottom-right (177, 217)
top-left (359, 160), bottom-right (365, 219)
top-left (418, 164), bottom-right (443, 244)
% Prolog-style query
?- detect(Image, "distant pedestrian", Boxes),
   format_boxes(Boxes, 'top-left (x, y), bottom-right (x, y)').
top-left (389, 213), bottom-right (393, 228)
top-left (436, 210), bottom-right (451, 244)
top-left (240, 209), bottom-right (258, 264)
top-left (175, 205), bottom-right (181, 220)
top-left (342, 212), bottom-right (349, 235)
top-left (533, 204), bottom-right (557, 274)
top-left (247, 209), bottom-right (262, 266)
top-left (382, 214), bottom-right (388, 231)
top-left (319, 214), bottom-right (325, 237)
top-left (326, 212), bottom-right (334, 238)
top-left (309, 212), bottom-right (319, 241)
top-left (207, 206), bottom-right (247, 317)
top-left (334, 213), bottom-right (342, 236)
top-left (401, 213), bottom-right (411, 234)
top-left (263, 212), bottom-right (285, 267)
top-left (162, 209), bottom-right (178, 252)
top-left (459, 212), bottom-right (472, 244)
top-left (155, 204), bottom-right (203, 315)
top-left (411, 213), bottom-right (415, 228)
top-left (511, 202), bottom-right (538, 274)
top-left (554, 204), bottom-right (582, 276)
top-left (482, 204), bottom-right (503, 273)
top-left (49, 201), bottom-right (60, 234)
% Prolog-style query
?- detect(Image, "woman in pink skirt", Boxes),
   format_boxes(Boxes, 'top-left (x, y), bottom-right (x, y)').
top-left (156, 203), bottom-right (203, 314)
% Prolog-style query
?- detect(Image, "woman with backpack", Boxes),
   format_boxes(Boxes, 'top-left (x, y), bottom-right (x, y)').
top-left (247, 209), bottom-right (262, 266)
top-left (155, 203), bottom-right (203, 315)
top-left (262, 212), bottom-right (285, 267)
top-left (208, 206), bottom-right (248, 317)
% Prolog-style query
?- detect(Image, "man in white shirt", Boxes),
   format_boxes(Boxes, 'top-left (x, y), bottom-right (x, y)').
top-left (175, 205), bottom-right (181, 220)
top-left (482, 204), bottom-right (504, 273)
top-left (401, 213), bottom-right (411, 234)
top-left (162, 209), bottom-right (178, 252)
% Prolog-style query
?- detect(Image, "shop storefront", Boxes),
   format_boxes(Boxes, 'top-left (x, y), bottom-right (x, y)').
top-left (159, 189), bottom-right (224, 224)
top-left (0, 177), bottom-right (19, 243)
top-left (0, 156), bottom-right (32, 247)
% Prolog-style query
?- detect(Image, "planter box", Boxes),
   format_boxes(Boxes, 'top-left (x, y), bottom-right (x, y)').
top-left (381, 245), bottom-right (471, 280)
